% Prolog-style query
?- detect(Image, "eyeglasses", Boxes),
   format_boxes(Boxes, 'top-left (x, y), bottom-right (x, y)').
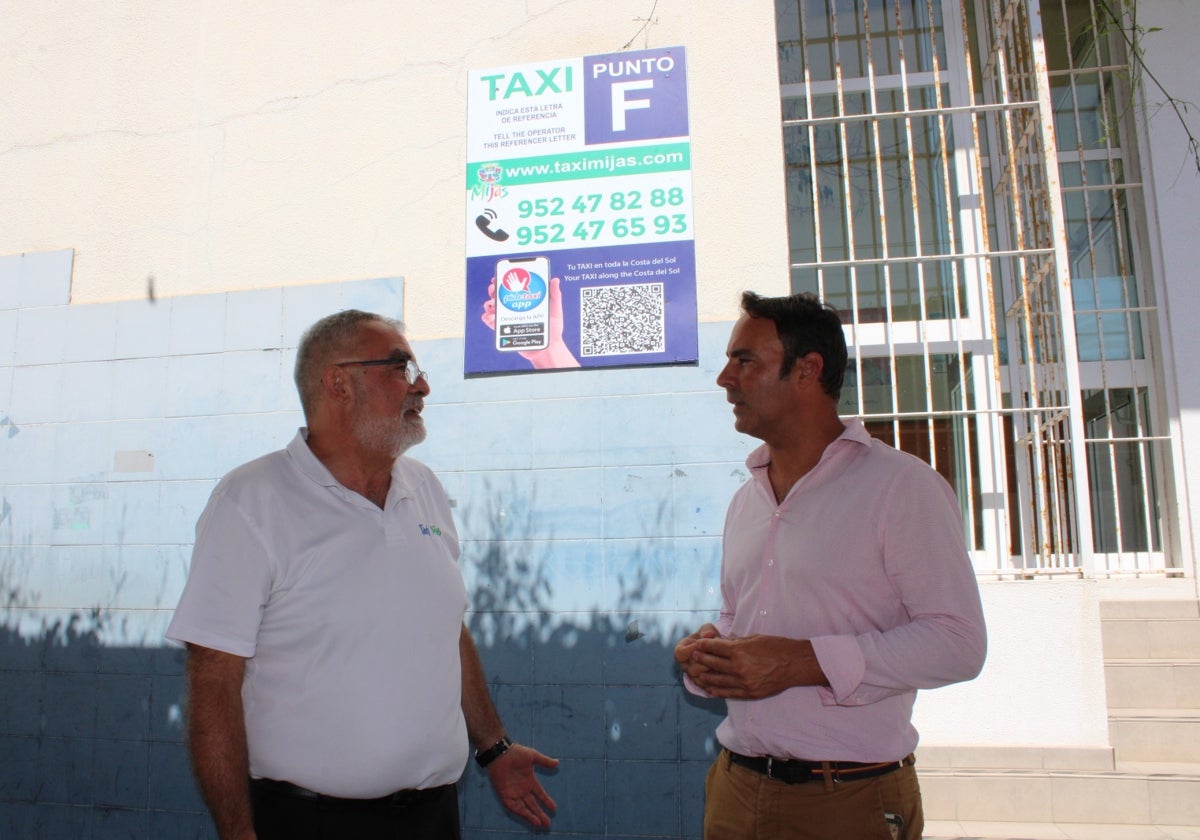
top-left (335, 357), bottom-right (429, 386)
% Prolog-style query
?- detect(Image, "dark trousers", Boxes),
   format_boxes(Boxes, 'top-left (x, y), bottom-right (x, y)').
top-left (249, 778), bottom-right (461, 840)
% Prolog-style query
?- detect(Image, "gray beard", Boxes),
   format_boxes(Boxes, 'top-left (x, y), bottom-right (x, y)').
top-left (353, 412), bottom-right (426, 457)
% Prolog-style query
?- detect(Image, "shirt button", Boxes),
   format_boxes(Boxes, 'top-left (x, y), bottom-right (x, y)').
top-left (760, 609), bottom-right (767, 616)
top-left (767, 558), bottom-right (774, 566)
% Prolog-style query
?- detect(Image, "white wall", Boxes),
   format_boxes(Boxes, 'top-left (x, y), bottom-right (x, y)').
top-left (915, 580), bottom-right (1110, 747)
top-left (1135, 0), bottom-right (1200, 588)
top-left (0, 0), bottom-right (1147, 755)
top-left (0, 0), bottom-right (791, 337)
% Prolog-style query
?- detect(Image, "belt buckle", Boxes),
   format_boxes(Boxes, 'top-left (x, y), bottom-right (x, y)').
top-left (765, 757), bottom-right (810, 784)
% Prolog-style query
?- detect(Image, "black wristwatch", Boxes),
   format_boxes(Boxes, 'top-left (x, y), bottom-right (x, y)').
top-left (475, 735), bottom-right (513, 768)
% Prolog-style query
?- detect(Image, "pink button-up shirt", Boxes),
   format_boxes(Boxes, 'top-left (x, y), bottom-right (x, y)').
top-left (691, 418), bottom-right (986, 762)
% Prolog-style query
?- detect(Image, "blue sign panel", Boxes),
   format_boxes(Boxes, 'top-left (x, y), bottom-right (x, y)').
top-left (465, 47), bottom-right (697, 374)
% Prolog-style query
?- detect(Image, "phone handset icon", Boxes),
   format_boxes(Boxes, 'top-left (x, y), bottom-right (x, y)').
top-left (475, 209), bottom-right (510, 242)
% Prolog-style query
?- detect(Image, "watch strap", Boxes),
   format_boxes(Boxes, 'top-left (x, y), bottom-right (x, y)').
top-left (475, 735), bottom-right (513, 768)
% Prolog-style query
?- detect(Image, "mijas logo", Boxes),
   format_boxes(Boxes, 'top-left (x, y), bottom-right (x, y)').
top-left (419, 524), bottom-right (443, 537)
top-left (472, 162), bottom-right (507, 202)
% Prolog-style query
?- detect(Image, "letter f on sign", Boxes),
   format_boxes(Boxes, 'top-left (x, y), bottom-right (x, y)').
top-left (611, 80), bottom-right (653, 131)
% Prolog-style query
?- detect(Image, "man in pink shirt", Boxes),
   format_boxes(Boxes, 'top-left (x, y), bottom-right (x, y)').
top-left (675, 291), bottom-right (987, 839)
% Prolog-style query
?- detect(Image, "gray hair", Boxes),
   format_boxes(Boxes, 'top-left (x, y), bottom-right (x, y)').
top-left (293, 309), bottom-right (402, 418)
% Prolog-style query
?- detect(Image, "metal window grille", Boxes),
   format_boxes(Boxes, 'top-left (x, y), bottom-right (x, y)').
top-left (775, 0), bottom-right (1175, 577)
top-left (1042, 0), bottom-right (1171, 572)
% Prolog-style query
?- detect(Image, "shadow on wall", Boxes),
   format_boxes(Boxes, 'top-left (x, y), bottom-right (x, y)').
top-left (456, 476), bottom-right (727, 838)
top-left (0, 608), bottom-right (209, 838)
top-left (0, 554), bottom-right (726, 839)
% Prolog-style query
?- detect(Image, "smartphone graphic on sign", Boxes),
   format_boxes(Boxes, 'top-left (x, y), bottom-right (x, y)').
top-left (494, 256), bottom-right (550, 352)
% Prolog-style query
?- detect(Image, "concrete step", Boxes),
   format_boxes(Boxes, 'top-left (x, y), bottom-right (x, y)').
top-left (916, 602), bottom-right (1200, 832)
top-left (926, 819), bottom-right (1200, 839)
top-left (920, 765), bottom-right (1200, 827)
top-left (1105, 660), bottom-right (1200, 709)
top-left (1108, 710), bottom-right (1200, 763)
top-left (1118, 760), bottom-right (1200, 775)
top-left (1100, 601), bottom-right (1200, 620)
top-left (1102, 617), bottom-right (1200, 660)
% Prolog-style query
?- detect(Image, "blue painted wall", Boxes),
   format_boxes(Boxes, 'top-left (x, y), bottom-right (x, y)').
top-left (0, 249), bottom-right (750, 838)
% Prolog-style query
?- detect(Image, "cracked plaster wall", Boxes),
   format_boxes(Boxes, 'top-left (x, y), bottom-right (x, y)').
top-left (0, 0), bottom-right (790, 338)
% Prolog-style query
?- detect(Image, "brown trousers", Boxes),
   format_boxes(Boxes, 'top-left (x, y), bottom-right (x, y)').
top-left (703, 750), bottom-right (924, 840)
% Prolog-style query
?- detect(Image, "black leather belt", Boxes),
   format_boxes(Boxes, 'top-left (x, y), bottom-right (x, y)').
top-left (250, 777), bottom-right (453, 809)
top-left (727, 749), bottom-right (914, 785)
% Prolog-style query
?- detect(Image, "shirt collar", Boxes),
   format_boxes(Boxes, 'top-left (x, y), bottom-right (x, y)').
top-left (286, 428), bottom-right (418, 500)
top-left (287, 428), bottom-right (339, 487)
top-left (745, 416), bottom-right (871, 471)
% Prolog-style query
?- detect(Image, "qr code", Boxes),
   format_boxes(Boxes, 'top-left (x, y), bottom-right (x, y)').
top-left (579, 283), bottom-right (666, 357)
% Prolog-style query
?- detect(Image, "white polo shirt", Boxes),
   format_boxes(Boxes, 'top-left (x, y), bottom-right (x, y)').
top-left (167, 429), bottom-right (469, 797)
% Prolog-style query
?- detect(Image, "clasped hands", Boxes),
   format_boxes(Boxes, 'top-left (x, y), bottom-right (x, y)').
top-left (673, 623), bottom-right (827, 700)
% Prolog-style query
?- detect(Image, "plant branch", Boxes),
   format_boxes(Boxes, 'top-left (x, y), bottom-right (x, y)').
top-left (1095, 0), bottom-right (1200, 176)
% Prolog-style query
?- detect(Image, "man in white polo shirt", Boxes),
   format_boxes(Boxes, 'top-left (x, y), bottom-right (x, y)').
top-left (167, 310), bottom-right (556, 839)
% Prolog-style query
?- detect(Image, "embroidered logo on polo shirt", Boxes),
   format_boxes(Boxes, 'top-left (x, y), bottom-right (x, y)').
top-left (419, 523), bottom-right (443, 536)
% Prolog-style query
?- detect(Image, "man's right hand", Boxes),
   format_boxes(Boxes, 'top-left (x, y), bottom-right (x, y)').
top-left (686, 634), bottom-right (830, 699)
top-left (674, 623), bottom-right (721, 681)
